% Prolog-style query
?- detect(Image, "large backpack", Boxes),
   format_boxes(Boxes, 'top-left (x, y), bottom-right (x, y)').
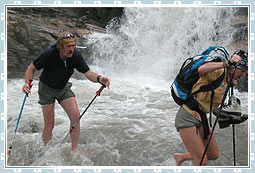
top-left (171, 46), bottom-right (229, 106)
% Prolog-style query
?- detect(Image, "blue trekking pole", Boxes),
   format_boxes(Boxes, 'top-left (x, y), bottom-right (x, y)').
top-left (8, 80), bottom-right (32, 156)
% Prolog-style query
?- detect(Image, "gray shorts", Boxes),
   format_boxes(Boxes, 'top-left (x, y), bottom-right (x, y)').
top-left (38, 81), bottom-right (75, 106)
top-left (175, 106), bottom-right (202, 131)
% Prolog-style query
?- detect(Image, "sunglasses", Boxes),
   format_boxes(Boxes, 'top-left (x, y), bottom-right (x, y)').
top-left (62, 33), bottom-right (74, 39)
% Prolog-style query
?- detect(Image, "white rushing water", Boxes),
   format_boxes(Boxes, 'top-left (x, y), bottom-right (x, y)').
top-left (87, 7), bottom-right (237, 80)
top-left (7, 7), bottom-right (248, 166)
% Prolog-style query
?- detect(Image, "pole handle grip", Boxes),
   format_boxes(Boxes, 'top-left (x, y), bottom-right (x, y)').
top-left (96, 85), bottom-right (106, 96)
top-left (26, 79), bottom-right (33, 97)
top-left (28, 79), bottom-right (33, 88)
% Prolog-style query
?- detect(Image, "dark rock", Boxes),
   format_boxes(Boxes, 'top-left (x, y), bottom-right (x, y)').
top-left (232, 10), bottom-right (248, 92)
top-left (234, 7), bottom-right (248, 16)
top-left (236, 73), bottom-right (248, 92)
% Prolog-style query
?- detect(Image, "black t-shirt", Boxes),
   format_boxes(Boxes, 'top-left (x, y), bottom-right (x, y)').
top-left (33, 43), bottom-right (90, 89)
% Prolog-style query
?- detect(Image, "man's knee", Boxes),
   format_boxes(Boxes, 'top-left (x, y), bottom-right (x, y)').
top-left (69, 112), bottom-right (80, 122)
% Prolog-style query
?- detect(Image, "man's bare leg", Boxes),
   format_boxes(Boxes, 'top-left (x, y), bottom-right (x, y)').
top-left (60, 97), bottom-right (80, 152)
top-left (41, 103), bottom-right (55, 145)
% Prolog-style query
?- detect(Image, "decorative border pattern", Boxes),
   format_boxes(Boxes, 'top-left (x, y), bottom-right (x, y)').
top-left (0, 0), bottom-right (254, 173)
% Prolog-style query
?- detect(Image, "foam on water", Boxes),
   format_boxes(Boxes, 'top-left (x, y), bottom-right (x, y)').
top-left (7, 77), bottom-right (248, 166)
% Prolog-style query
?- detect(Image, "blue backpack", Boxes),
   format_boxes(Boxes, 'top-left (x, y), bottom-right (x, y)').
top-left (171, 46), bottom-right (229, 106)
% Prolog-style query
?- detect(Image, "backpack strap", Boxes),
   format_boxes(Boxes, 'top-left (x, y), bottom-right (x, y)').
top-left (185, 97), bottom-right (210, 139)
top-left (191, 70), bottom-right (225, 96)
top-left (209, 90), bottom-right (215, 127)
top-left (197, 107), bottom-right (210, 139)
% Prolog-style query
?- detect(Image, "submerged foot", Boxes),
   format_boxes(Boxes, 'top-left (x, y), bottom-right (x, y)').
top-left (71, 149), bottom-right (88, 156)
top-left (173, 153), bottom-right (184, 166)
top-left (71, 149), bottom-right (79, 155)
top-left (42, 134), bottom-right (52, 146)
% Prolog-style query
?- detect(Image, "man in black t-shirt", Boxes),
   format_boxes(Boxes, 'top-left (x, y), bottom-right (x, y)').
top-left (22, 31), bottom-right (110, 153)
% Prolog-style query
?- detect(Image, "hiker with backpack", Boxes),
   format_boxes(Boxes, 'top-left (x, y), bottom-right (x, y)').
top-left (171, 47), bottom-right (248, 166)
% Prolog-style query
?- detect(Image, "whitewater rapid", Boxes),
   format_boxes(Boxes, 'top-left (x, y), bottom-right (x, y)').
top-left (7, 77), bottom-right (248, 166)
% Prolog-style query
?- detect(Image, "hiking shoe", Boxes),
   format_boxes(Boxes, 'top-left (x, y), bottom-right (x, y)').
top-left (213, 96), bottom-right (248, 128)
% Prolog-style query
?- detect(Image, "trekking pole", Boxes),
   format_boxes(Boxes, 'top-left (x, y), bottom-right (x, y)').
top-left (62, 84), bottom-right (106, 143)
top-left (8, 80), bottom-right (33, 156)
top-left (230, 85), bottom-right (236, 166)
top-left (232, 124), bottom-right (236, 166)
top-left (199, 67), bottom-right (236, 166)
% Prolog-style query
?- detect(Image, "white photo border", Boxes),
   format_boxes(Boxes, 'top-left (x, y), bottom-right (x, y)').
top-left (0, 0), bottom-right (254, 173)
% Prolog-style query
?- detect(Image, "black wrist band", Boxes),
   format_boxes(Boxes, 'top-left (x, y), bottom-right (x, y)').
top-left (97, 75), bottom-right (102, 83)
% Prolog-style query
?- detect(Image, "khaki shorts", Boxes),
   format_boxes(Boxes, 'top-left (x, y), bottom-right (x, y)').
top-left (175, 106), bottom-right (202, 131)
top-left (38, 81), bottom-right (75, 106)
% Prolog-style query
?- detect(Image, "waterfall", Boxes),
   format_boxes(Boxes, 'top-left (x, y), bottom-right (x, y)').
top-left (87, 7), bottom-right (236, 81)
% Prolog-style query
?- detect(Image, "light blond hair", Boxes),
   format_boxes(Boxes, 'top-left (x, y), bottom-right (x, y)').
top-left (56, 31), bottom-right (76, 50)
